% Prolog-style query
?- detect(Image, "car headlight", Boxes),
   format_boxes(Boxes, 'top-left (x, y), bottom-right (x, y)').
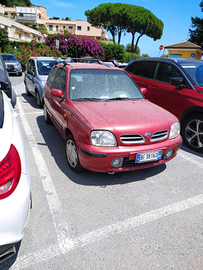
top-left (90, 131), bottom-right (117, 146)
top-left (169, 122), bottom-right (180, 139)
top-left (14, 63), bottom-right (21, 68)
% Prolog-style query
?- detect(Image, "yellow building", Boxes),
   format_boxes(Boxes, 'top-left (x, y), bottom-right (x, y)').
top-left (164, 41), bottom-right (203, 59)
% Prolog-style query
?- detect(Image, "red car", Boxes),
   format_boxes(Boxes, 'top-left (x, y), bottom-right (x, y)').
top-left (125, 57), bottom-right (203, 152)
top-left (42, 59), bottom-right (182, 173)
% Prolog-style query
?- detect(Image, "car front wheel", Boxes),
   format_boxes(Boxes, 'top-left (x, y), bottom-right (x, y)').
top-left (43, 105), bottom-right (52, 124)
top-left (182, 113), bottom-right (203, 152)
top-left (65, 134), bottom-right (83, 173)
top-left (36, 91), bottom-right (42, 108)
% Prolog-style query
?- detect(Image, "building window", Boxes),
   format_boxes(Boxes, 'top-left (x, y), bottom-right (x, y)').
top-left (49, 25), bottom-right (53, 31)
top-left (4, 26), bottom-right (8, 30)
top-left (38, 37), bottom-right (40, 41)
top-left (63, 26), bottom-right (65, 29)
top-left (4, 12), bottom-right (8, 16)
top-left (87, 26), bottom-right (90, 31)
top-left (77, 26), bottom-right (81, 30)
top-left (56, 25), bottom-right (58, 31)
top-left (19, 13), bottom-right (24, 17)
top-left (69, 26), bottom-right (73, 29)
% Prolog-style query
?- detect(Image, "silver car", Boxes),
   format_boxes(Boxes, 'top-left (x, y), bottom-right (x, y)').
top-left (24, 57), bottom-right (56, 107)
top-left (1, 53), bottom-right (22, 76)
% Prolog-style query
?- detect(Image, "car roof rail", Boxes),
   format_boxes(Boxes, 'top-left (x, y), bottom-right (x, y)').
top-left (55, 57), bottom-right (62, 65)
top-left (71, 57), bottom-right (121, 67)
top-left (63, 57), bottom-right (72, 66)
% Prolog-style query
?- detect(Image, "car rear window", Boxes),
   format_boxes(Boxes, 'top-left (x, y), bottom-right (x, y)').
top-left (69, 69), bottom-right (143, 101)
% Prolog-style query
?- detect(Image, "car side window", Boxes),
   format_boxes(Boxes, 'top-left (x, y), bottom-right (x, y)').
top-left (47, 66), bottom-right (58, 88)
top-left (52, 68), bottom-right (66, 94)
top-left (154, 62), bottom-right (187, 85)
top-left (126, 61), bottom-right (157, 79)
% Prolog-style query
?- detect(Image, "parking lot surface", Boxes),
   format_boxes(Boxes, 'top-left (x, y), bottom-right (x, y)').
top-left (1, 75), bottom-right (203, 270)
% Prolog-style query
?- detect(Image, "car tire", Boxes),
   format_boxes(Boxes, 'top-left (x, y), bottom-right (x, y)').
top-left (65, 134), bottom-right (83, 173)
top-left (36, 91), bottom-right (42, 108)
top-left (182, 113), bottom-right (203, 152)
top-left (43, 105), bottom-right (52, 124)
top-left (25, 83), bottom-right (31, 96)
top-left (11, 88), bottom-right (17, 108)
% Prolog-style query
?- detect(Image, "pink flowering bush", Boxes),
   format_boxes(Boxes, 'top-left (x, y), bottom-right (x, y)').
top-left (15, 44), bottom-right (62, 66)
top-left (43, 33), bottom-right (103, 57)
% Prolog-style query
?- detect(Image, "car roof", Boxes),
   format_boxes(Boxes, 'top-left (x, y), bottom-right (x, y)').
top-left (30, 56), bottom-right (55, 61)
top-left (56, 62), bottom-right (121, 70)
top-left (130, 57), bottom-right (203, 64)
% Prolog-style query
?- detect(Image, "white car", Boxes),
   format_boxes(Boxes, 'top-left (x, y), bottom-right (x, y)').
top-left (0, 84), bottom-right (31, 263)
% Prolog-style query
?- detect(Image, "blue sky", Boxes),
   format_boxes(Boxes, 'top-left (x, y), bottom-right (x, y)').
top-left (32, 0), bottom-right (203, 56)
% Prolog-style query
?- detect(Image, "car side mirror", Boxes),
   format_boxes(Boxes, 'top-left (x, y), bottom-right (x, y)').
top-left (0, 81), bottom-right (9, 90)
top-left (28, 69), bottom-right (34, 76)
top-left (51, 89), bottom-right (64, 99)
top-left (140, 87), bottom-right (147, 96)
top-left (170, 77), bottom-right (183, 86)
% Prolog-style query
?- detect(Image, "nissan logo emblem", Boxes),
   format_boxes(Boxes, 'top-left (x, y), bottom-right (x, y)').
top-left (145, 132), bottom-right (151, 137)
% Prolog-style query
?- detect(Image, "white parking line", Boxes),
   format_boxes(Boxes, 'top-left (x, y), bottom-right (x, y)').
top-left (178, 149), bottom-right (203, 169)
top-left (17, 99), bottom-right (75, 254)
top-left (12, 193), bottom-right (203, 269)
top-left (12, 98), bottom-right (203, 269)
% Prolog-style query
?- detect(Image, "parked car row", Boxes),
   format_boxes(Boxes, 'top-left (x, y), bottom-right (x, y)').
top-left (125, 57), bottom-right (203, 152)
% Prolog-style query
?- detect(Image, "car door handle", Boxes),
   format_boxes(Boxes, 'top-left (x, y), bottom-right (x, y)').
top-left (149, 85), bottom-right (156, 90)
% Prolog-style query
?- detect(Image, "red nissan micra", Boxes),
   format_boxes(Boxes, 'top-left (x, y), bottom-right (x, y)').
top-left (42, 59), bottom-right (182, 173)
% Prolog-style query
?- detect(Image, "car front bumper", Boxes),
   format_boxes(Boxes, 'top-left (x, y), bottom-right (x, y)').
top-left (77, 135), bottom-right (182, 172)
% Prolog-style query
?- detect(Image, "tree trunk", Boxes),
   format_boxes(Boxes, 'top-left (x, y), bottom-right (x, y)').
top-left (134, 33), bottom-right (144, 54)
top-left (118, 30), bottom-right (122, 44)
top-left (131, 32), bottom-right (136, 53)
top-left (110, 29), bottom-right (115, 43)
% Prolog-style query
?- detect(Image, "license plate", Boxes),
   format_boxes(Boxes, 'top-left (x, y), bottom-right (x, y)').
top-left (136, 150), bottom-right (162, 163)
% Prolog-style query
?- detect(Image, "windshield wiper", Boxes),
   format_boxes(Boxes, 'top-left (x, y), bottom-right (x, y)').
top-left (71, 97), bottom-right (103, 101)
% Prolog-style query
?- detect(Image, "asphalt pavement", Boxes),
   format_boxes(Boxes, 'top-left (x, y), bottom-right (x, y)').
top-left (1, 74), bottom-right (203, 270)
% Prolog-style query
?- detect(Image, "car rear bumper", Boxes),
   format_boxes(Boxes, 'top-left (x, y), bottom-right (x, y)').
top-left (0, 173), bottom-right (31, 248)
top-left (78, 135), bottom-right (182, 172)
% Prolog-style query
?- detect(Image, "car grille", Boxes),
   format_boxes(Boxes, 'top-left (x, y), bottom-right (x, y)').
top-left (120, 130), bottom-right (168, 144)
top-left (120, 134), bottom-right (145, 144)
top-left (150, 130), bottom-right (168, 142)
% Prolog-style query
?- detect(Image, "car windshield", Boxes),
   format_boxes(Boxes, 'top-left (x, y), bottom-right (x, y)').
top-left (2, 54), bottom-right (17, 61)
top-left (37, 60), bottom-right (56, 75)
top-left (69, 69), bottom-right (143, 101)
top-left (180, 61), bottom-right (203, 87)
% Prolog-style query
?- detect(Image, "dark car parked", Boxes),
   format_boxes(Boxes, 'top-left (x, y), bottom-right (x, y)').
top-left (0, 53), bottom-right (22, 76)
top-left (24, 57), bottom-right (56, 107)
top-left (125, 57), bottom-right (203, 152)
top-left (0, 54), bottom-right (16, 107)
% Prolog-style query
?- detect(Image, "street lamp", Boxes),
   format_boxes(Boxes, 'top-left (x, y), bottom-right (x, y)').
top-left (65, 39), bottom-right (67, 54)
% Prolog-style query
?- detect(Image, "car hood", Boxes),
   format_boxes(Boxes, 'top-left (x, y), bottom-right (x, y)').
top-left (72, 99), bottom-right (178, 135)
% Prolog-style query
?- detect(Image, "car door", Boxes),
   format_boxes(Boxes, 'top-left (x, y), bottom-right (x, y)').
top-left (26, 59), bottom-right (36, 95)
top-left (43, 66), bottom-right (58, 116)
top-left (150, 61), bottom-right (193, 118)
top-left (50, 68), bottom-right (67, 136)
top-left (125, 61), bottom-right (158, 101)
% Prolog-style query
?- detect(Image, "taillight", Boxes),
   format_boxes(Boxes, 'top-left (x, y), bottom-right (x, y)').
top-left (0, 144), bottom-right (21, 199)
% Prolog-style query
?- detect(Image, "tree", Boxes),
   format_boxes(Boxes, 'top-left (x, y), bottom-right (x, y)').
top-left (126, 43), bottom-right (140, 55)
top-left (85, 3), bottom-right (163, 51)
top-left (125, 5), bottom-right (163, 53)
top-left (0, 28), bottom-right (9, 53)
top-left (189, 1), bottom-right (203, 47)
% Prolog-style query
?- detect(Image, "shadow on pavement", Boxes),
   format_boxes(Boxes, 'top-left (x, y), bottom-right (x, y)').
top-left (36, 114), bottom-right (167, 187)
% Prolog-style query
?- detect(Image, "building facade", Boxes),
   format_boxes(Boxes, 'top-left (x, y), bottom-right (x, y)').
top-left (0, 4), bottom-right (108, 42)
